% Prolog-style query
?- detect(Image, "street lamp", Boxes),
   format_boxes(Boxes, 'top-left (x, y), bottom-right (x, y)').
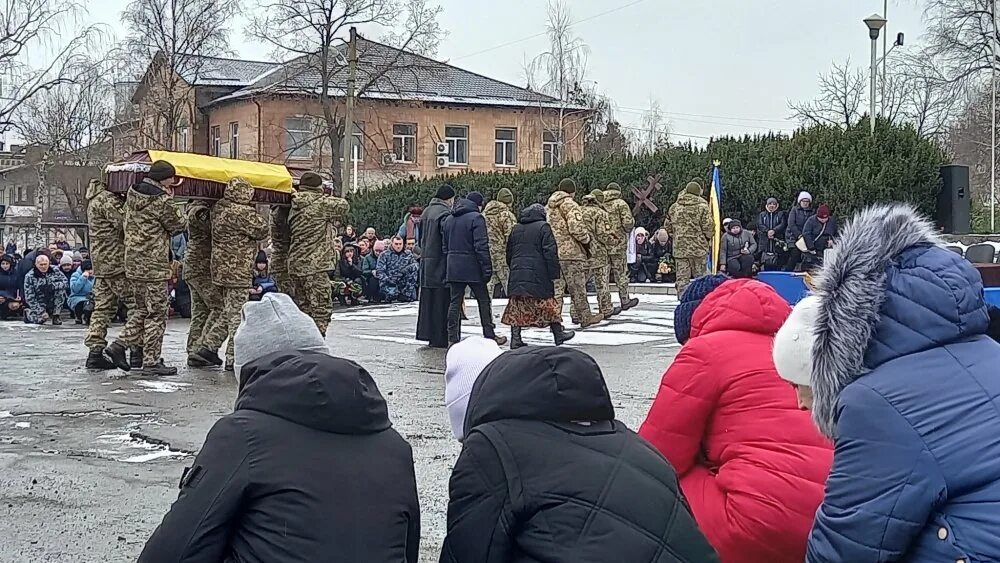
top-left (864, 13), bottom-right (887, 136)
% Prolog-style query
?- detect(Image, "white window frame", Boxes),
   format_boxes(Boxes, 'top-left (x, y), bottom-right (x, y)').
top-left (444, 125), bottom-right (469, 165)
top-left (542, 130), bottom-right (559, 168)
top-left (177, 126), bottom-right (189, 152)
top-left (351, 123), bottom-right (364, 163)
top-left (228, 122), bottom-right (239, 159)
top-left (392, 123), bottom-right (417, 164)
top-left (286, 116), bottom-right (313, 159)
top-left (210, 125), bottom-right (221, 157)
top-left (494, 128), bottom-right (517, 167)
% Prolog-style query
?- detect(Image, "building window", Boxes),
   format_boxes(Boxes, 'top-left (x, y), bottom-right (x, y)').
top-left (350, 123), bottom-right (364, 162)
top-left (392, 123), bottom-right (416, 163)
top-left (210, 125), bottom-right (221, 157)
top-left (16, 185), bottom-right (26, 203)
top-left (177, 126), bottom-right (189, 152)
top-left (444, 125), bottom-right (469, 165)
top-left (228, 122), bottom-right (239, 159)
top-left (542, 130), bottom-right (560, 168)
top-left (286, 116), bottom-right (312, 159)
top-left (495, 128), bottom-right (517, 167)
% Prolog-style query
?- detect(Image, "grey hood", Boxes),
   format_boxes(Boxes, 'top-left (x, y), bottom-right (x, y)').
top-left (810, 203), bottom-right (946, 438)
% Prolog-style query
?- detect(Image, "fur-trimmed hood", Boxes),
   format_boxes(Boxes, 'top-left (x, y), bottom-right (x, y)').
top-left (810, 203), bottom-right (989, 438)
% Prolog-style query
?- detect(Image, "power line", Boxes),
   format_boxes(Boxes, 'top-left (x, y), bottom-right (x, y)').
top-left (617, 123), bottom-right (713, 140)
top-left (614, 105), bottom-right (796, 125)
top-left (452, 0), bottom-right (648, 61)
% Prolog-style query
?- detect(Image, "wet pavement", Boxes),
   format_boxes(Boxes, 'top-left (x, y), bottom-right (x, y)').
top-left (0, 295), bottom-right (680, 562)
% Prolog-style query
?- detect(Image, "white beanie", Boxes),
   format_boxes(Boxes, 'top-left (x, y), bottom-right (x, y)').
top-left (772, 295), bottom-right (821, 386)
top-left (797, 191), bottom-right (813, 203)
top-left (444, 337), bottom-right (503, 442)
top-left (233, 293), bottom-right (329, 382)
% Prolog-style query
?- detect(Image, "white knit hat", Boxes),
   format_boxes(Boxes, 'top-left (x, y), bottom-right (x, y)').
top-left (444, 337), bottom-right (503, 441)
top-left (233, 293), bottom-right (329, 384)
top-left (773, 295), bottom-right (821, 387)
top-left (797, 191), bottom-right (813, 203)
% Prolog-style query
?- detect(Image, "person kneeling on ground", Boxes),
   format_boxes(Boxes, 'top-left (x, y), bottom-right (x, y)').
top-left (68, 259), bottom-right (95, 325)
top-left (440, 340), bottom-right (719, 562)
top-left (776, 204), bottom-right (1000, 562)
top-left (330, 242), bottom-right (363, 306)
top-left (139, 293), bottom-right (420, 563)
top-left (719, 219), bottom-right (756, 278)
top-left (639, 275), bottom-right (832, 562)
top-left (23, 254), bottom-right (67, 325)
top-left (0, 254), bottom-right (23, 320)
top-left (249, 250), bottom-right (276, 302)
top-left (376, 235), bottom-right (418, 303)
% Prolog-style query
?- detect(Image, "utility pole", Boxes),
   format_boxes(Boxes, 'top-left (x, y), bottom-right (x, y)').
top-left (341, 26), bottom-right (358, 197)
top-left (992, 0), bottom-right (997, 232)
top-left (881, 0), bottom-right (887, 114)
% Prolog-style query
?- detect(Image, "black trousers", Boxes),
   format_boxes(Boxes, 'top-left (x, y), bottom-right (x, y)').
top-left (73, 301), bottom-right (92, 324)
top-left (783, 247), bottom-right (803, 272)
top-left (726, 254), bottom-right (755, 278)
top-left (447, 282), bottom-right (496, 343)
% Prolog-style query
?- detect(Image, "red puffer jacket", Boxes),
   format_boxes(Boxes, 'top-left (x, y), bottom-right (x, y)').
top-left (639, 279), bottom-right (832, 563)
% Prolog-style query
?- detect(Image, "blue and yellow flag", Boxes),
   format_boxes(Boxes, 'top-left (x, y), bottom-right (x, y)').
top-left (708, 160), bottom-right (723, 273)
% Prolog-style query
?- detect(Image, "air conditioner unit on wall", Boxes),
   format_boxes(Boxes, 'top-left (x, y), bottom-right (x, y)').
top-left (435, 142), bottom-right (448, 156)
top-left (381, 152), bottom-right (397, 166)
top-left (436, 156), bottom-right (449, 169)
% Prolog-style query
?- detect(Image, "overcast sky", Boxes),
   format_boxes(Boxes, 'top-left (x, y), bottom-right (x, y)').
top-left (71, 1), bottom-right (927, 145)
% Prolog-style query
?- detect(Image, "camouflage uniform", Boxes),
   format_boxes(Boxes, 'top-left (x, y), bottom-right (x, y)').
top-left (207, 178), bottom-right (268, 365)
top-left (546, 185), bottom-right (597, 324)
top-left (663, 183), bottom-right (714, 297)
top-left (183, 201), bottom-right (223, 355)
top-left (603, 184), bottom-right (636, 304)
top-left (483, 189), bottom-right (516, 296)
top-left (581, 190), bottom-right (616, 316)
top-left (329, 246), bottom-right (363, 301)
top-left (115, 178), bottom-right (187, 367)
top-left (84, 180), bottom-right (137, 351)
top-left (288, 182), bottom-right (349, 336)
top-left (376, 248), bottom-right (419, 302)
top-left (269, 205), bottom-right (293, 298)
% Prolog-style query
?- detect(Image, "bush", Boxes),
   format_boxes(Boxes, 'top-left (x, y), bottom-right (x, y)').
top-left (348, 119), bottom-right (947, 236)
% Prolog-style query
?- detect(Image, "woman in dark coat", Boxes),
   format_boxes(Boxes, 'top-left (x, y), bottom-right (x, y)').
top-left (440, 345), bottom-right (719, 563)
top-left (416, 185), bottom-right (455, 348)
top-left (501, 203), bottom-right (574, 348)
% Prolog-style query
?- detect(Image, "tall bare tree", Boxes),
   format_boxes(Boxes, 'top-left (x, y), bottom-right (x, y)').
top-left (249, 0), bottom-right (444, 190)
top-left (924, 0), bottom-right (998, 86)
top-left (789, 60), bottom-right (867, 128)
top-left (122, 0), bottom-right (242, 150)
top-left (635, 96), bottom-right (669, 155)
top-left (524, 0), bottom-right (592, 166)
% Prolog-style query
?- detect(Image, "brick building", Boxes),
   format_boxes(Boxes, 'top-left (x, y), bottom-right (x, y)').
top-left (110, 36), bottom-right (589, 190)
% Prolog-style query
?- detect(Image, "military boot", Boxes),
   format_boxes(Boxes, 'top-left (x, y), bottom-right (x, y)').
top-left (141, 359), bottom-right (178, 377)
top-left (51, 315), bottom-right (62, 325)
top-left (85, 349), bottom-right (116, 370)
top-left (104, 341), bottom-right (131, 371)
top-left (129, 347), bottom-right (143, 369)
top-left (579, 312), bottom-right (604, 329)
top-left (187, 354), bottom-right (211, 368)
top-left (192, 347), bottom-right (223, 367)
top-left (621, 297), bottom-right (639, 311)
top-left (551, 323), bottom-right (576, 346)
top-left (510, 327), bottom-right (526, 349)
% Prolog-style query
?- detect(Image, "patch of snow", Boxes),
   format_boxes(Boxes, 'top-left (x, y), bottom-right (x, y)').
top-left (355, 334), bottom-right (426, 346)
top-left (14, 422), bottom-right (29, 429)
top-left (109, 389), bottom-right (128, 394)
top-left (135, 380), bottom-right (191, 393)
top-left (587, 322), bottom-right (672, 335)
top-left (121, 450), bottom-right (188, 463)
top-left (0, 411), bottom-right (12, 418)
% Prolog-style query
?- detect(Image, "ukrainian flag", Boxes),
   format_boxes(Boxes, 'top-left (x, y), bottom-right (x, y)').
top-left (708, 160), bottom-right (723, 273)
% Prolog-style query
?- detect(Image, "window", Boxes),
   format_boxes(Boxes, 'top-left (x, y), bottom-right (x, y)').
top-left (495, 128), bottom-right (517, 166)
top-left (542, 130), bottom-right (560, 168)
top-left (392, 123), bottom-right (416, 163)
top-left (177, 126), bottom-right (189, 152)
top-left (286, 116), bottom-right (312, 159)
top-left (445, 125), bottom-right (468, 165)
top-left (16, 185), bottom-right (26, 203)
top-left (228, 122), bottom-right (239, 159)
top-left (351, 123), bottom-right (364, 162)
top-left (210, 125), bottom-right (221, 157)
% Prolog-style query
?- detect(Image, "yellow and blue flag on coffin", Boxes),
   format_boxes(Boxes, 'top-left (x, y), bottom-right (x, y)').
top-left (707, 160), bottom-right (723, 273)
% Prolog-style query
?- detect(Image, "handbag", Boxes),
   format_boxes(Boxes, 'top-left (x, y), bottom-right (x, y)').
top-left (796, 221), bottom-right (828, 252)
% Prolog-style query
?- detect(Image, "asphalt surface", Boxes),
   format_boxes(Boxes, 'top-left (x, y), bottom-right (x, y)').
top-left (0, 295), bottom-right (680, 562)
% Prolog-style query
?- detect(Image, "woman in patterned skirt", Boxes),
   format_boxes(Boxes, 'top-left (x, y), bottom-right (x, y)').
top-left (502, 203), bottom-right (575, 348)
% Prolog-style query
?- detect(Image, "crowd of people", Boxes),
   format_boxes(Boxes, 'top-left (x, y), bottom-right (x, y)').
top-left (0, 243), bottom-right (99, 326)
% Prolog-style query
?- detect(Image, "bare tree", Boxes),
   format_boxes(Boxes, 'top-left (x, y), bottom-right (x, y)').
top-left (524, 0), bottom-right (592, 166)
top-left (249, 0), bottom-right (444, 190)
top-left (635, 96), bottom-right (669, 155)
top-left (122, 0), bottom-right (242, 150)
top-left (0, 0), bottom-right (100, 136)
top-left (789, 60), bottom-right (867, 128)
top-left (924, 0), bottom-right (998, 86)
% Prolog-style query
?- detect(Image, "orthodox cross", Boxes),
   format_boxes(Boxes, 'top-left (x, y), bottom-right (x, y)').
top-left (631, 174), bottom-right (661, 216)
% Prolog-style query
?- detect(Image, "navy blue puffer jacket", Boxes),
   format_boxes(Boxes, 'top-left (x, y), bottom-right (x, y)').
top-left (807, 204), bottom-right (1000, 563)
top-left (443, 198), bottom-right (492, 284)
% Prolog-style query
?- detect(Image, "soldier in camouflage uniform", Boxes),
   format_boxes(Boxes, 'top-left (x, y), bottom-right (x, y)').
top-left (183, 200), bottom-right (224, 368)
top-left (105, 160), bottom-right (187, 376)
top-left (192, 177), bottom-right (268, 371)
top-left (581, 190), bottom-right (618, 318)
top-left (483, 188), bottom-right (516, 298)
top-left (663, 181), bottom-right (714, 298)
top-left (269, 205), bottom-right (293, 298)
top-left (83, 179), bottom-right (135, 370)
top-left (602, 183), bottom-right (640, 311)
top-left (547, 178), bottom-right (601, 328)
top-left (329, 241), bottom-right (363, 305)
top-left (288, 172), bottom-right (349, 336)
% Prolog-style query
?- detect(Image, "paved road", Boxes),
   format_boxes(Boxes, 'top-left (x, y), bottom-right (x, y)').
top-left (0, 295), bottom-right (680, 562)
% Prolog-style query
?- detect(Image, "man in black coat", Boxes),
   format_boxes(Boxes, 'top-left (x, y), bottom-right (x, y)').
top-left (140, 293), bottom-right (420, 563)
top-left (440, 345), bottom-right (719, 563)
top-left (443, 191), bottom-right (506, 345)
top-left (416, 184), bottom-right (455, 348)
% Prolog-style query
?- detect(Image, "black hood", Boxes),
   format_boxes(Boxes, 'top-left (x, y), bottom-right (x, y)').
top-left (465, 346), bottom-right (614, 432)
top-left (519, 204), bottom-right (547, 224)
top-left (452, 197), bottom-right (480, 216)
top-left (133, 178), bottom-right (168, 197)
top-left (236, 350), bottom-right (392, 435)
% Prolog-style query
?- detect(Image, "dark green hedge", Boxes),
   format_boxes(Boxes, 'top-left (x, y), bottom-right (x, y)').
top-left (348, 119), bottom-right (947, 236)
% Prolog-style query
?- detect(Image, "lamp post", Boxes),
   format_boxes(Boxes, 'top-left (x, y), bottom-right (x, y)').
top-left (864, 13), bottom-right (887, 136)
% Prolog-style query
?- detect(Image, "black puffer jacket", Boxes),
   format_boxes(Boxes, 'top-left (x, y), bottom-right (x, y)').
top-left (0, 255), bottom-right (18, 299)
top-left (139, 351), bottom-right (420, 563)
top-left (506, 204), bottom-right (560, 299)
top-left (440, 346), bottom-right (719, 563)
top-left (443, 198), bottom-right (492, 284)
top-left (785, 206), bottom-right (815, 246)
